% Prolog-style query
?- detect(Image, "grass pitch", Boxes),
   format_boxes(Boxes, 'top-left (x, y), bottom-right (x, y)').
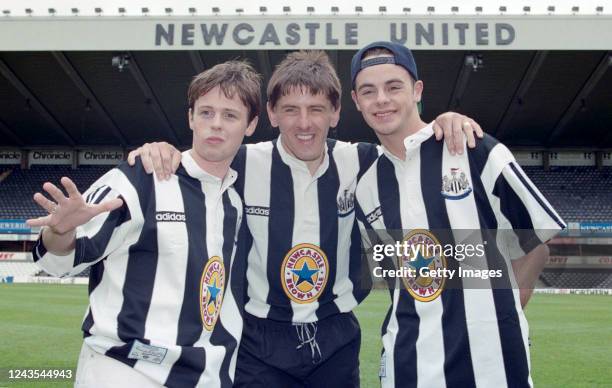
top-left (0, 284), bottom-right (610, 387)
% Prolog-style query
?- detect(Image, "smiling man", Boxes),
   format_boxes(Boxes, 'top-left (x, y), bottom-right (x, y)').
top-left (352, 41), bottom-right (566, 388)
top-left (129, 50), bottom-right (484, 387)
top-left (28, 61), bottom-right (260, 388)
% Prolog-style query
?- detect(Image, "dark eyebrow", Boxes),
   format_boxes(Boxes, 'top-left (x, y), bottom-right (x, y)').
top-left (357, 83), bottom-right (375, 92)
top-left (385, 79), bottom-right (405, 85)
top-left (279, 104), bottom-right (298, 110)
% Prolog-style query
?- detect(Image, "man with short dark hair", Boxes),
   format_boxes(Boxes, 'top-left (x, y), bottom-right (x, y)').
top-left (129, 50), bottom-right (483, 387)
top-left (28, 61), bottom-right (261, 387)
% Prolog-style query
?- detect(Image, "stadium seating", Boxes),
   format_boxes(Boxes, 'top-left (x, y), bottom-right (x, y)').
top-left (539, 269), bottom-right (612, 288)
top-left (0, 165), bottom-right (112, 219)
top-left (34, 266), bottom-right (90, 278)
top-left (522, 166), bottom-right (612, 223)
top-left (0, 261), bottom-right (42, 277)
top-left (0, 165), bottom-right (610, 222)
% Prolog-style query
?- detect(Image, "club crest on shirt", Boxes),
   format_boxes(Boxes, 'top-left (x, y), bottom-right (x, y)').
top-left (398, 230), bottom-right (447, 302)
top-left (200, 256), bottom-right (225, 331)
top-left (337, 189), bottom-right (355, 217)
top-left (281, 243), bottom-right (329, 304)
top-left (441, 167), bottom-right (472, 200)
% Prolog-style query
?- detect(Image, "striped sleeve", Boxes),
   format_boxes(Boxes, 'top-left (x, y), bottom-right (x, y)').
top-left (356, 142), bottom-right (382, 180)
top-left (355, 202), bottom-right (375, 251)
top-left (33, 162), bottom-right (146, 277)
top-left (482, 143), bottom-right (566, 260)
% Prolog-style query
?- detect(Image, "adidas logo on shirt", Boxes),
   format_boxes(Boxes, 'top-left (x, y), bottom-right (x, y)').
top-left (155, 211), bottom-right (186, 222)
top-left (245, 206), bottom-right (270, 217)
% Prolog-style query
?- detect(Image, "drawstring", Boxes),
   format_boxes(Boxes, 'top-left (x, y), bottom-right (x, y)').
top-left (293, 322), bottom-right (322, 364)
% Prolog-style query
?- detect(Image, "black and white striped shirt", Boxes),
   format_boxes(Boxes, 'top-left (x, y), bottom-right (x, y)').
top-left (356, 124), bottom-right (566, 388)
top-left (33, 151), bottom-right (244, 388)
top-left (231, 137), bottom-right (379, 323)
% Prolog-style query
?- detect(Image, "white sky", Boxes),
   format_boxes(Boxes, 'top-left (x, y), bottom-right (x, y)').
top-left (1, 0), bottom-right (610, 16)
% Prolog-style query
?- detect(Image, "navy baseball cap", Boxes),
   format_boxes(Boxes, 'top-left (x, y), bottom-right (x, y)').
top-left (351, 41), bottom-right (422, 113)
top-left (350, 41), bottom-right (419, 89)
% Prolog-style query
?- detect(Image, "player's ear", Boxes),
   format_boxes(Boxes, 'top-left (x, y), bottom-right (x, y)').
top-left (331, 104), bottom-right (341, 128)
top-left (413, 80), bottom-right (424, 103)
top-left (267, 102), bottom-right (279, 128)
top-left (245, 116), bottom-right (258, 137)
top-left (188, 108), bottom-right (195, 131)
top-left (351, 91), bottom-right (362, 112)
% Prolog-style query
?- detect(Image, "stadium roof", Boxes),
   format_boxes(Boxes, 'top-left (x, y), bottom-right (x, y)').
top-left (1, 0), bottom-right (610, 17)
top-left (0, 1), bottom-right (610, 149)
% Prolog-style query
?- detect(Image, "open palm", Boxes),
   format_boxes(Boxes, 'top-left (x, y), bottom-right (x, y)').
top-left (26, 177), bottom-right (123, 235)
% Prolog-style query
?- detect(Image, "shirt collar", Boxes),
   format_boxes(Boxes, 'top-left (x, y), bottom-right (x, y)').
top-left (181, 150), bottom-right (237, 192)
top-left (276, 134), bottom-right (330, 179)
top-left (382, 123), bottom-right (434, 163)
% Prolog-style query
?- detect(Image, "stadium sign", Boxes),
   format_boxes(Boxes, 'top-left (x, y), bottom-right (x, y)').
top-left (78, 149), bottom-right (124, 165)
top-left (0, 252), bottom-right (32, 261)
top-left (28, 150), bottom-right (73, 165)
top-left (579, 223), bottom-right (612, 237)
top-left (0, 150), bottom-right (22, 164)
top-left (154, 21), bottom-right (516, 47)
top-left (0, 220), bottom-right (31, 234)
top-left (546, 256), bottom-right (612, 268)
top-left (549, 151), bottom-right (596, 166)
top-left (0, 16), bottom-right (611, 50)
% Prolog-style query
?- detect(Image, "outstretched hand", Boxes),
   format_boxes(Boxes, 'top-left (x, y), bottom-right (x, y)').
top-left (127, 142), bottom-right (181, 181)
top-left (26, 177), bottom-right (123, 235)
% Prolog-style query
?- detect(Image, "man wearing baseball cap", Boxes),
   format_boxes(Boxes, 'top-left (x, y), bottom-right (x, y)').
top-left (352, 42), bottom-right (565, 387)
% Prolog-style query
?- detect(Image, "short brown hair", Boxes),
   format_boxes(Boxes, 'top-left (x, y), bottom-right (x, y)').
top-left (188, 60), bottom-right (262, 122)
top-left (267, 51), bottom-right (341, 110)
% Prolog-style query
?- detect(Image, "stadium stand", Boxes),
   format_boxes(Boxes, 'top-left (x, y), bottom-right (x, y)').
top-left (540, 269), bottom-right (612, 288)
top-left (33, 267), bottom-right (90, 278)
top-left (523, 166), bottom-right (612, 223)
top-left (0, 165), bottom-right (112, 219)
top-left (1, 164), bottom-right (610, 222)
top-left (0, 261), bottom-right (42, 277)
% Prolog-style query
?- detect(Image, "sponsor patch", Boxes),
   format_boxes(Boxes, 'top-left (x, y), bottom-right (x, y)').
top-left (128, 340), bottom-right (168, 364)
top-left (281, 243), bottom-right (329, 304)
top-left (441, 167), bottom-right (472, 200)
top-left (200, 256), bottom-right (225, 331)
top-left (399, 230), bottom-right (447, 302)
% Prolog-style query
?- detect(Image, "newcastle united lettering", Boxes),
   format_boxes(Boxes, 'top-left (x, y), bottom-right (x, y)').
top-left (154, 22), bottom-right (515, 48)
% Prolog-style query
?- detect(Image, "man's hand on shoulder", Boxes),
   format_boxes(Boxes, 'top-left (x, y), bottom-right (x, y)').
top-left (433, 112), bottom-right (484, 155)
top-left (127, 142), bottom-right (182, 181)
